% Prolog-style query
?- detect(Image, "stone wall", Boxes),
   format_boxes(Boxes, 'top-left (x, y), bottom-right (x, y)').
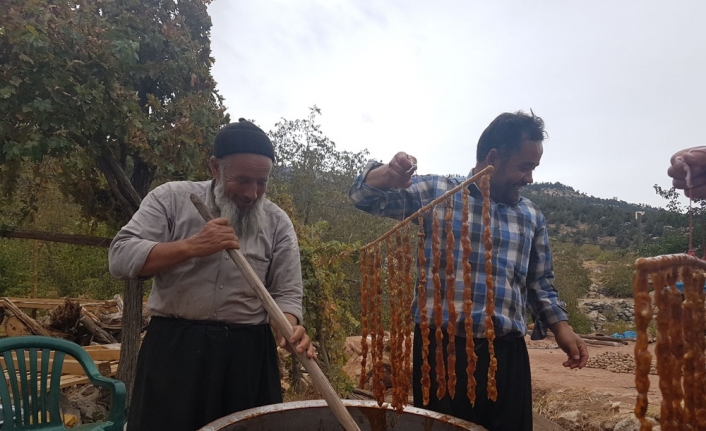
top-left (579, 298), bottom-right (634, 332)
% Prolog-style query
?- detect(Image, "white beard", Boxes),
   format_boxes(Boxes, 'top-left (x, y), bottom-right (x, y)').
top-left (213, 179), bottom-right (265, 239)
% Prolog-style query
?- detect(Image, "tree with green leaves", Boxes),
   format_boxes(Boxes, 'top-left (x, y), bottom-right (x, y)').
top-left (265, 108), bottom-right (382, 394)
top-left (0, 0), bottom-right (228, 399)
top-left (650, 185), bottom-right (705, 256)
top-left (268, 106), bottom-right (395, 244)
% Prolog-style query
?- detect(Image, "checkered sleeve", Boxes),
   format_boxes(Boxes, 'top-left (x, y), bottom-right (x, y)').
top-left (526, 212), bottom-right (569, 340)
top-left (348, 159), bottom-right (441, 219)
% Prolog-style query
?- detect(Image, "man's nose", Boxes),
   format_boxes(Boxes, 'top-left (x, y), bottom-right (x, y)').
top-left (243, 184), bottom-right (258, 201)
top-left (523, 172), bottom-right (534, 184)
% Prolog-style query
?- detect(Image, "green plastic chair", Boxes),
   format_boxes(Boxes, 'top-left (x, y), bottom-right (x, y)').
top-left (0, 336), bottom-right (125, 430)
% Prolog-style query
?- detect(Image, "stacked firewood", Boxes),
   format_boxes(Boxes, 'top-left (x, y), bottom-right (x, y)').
top-left (0, 295), bottom-right (148, 345)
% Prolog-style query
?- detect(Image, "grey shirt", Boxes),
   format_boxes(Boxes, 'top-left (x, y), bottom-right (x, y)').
top-left (108, 180), bottom-right (304, 325)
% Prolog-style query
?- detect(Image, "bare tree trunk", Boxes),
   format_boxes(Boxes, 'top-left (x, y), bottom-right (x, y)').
top-left (117, 279), bottom-right (144, 407)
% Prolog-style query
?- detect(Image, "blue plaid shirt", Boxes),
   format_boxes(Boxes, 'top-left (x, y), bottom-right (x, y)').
top-left (349, 160), bottom-right (568, 339)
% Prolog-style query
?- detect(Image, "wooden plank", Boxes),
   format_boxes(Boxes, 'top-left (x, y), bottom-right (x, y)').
top-left (59, 363), bottom-right (119, 389)
top-left (4, 297), bottom-right (146, 313)
top-left (82, 345), bottom-right (121, 362)
top-left (5, 297), bottom-right (121, 313)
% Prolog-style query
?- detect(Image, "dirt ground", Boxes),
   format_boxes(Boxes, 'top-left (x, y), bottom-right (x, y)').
top-left (529, 337), bottom-right (659, 408)
top-left (528, 334), bottom-right (660, 430)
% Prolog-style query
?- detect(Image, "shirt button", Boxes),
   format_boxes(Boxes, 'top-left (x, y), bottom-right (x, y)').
top-left (224, 254), bottom-right (229, 260)
top-left (219, 285), bottom-right (224, 289)
top-left (212, 312), bottom-right (218, 317)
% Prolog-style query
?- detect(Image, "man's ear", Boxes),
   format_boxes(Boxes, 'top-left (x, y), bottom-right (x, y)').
top-left (486, 149), bottom-right (499, 167)
top-left (209, 156), bottom-right (219, 179)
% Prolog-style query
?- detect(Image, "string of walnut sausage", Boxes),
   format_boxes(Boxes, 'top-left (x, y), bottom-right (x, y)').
top-left (653, 271), bottom-right (676, 430)
top-left (461, 186), bottom-right (478, 405)
top-left (632, 254), bottom-right (706, 430)
top-left (632, 268), bottom-right (652, 431)
top-left (359, 248), bottom-right (370, 389)
top-left (432, 208), bottom-right (447, 400)
top-left (418, 214), bottom-right (432, 406)
top-left (396, 231), bottom-right (408, 411)
top-left (358, 167), bottom-right (497, 410)
top-left (387, 236), bottom-right (400, 410)
top-left (480, 174), bottom-right (498, 402)
top-left (374, 243), bottom-right (385, 406)
top-left (682, 268), bottom-right (697, 427)
top-left (445, 196), bottom-right (458, 399)
top-left (402, 223), bottom-right (415, 405)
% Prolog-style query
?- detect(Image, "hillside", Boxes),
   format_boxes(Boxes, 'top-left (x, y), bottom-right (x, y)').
top-left (522, 182), bottom-right (687, 250)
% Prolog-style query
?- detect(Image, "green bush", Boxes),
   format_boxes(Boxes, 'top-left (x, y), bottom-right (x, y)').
top-left (578, 244), bottom-right (602, 260)
top-left (551, 241), bottom-right (592, 334)
top-left (0, 239), bottom-right (33, 297)
top-left (600, 263), bottom-right (634, 298)
top-left (602, 321), bottom-right (635, 335)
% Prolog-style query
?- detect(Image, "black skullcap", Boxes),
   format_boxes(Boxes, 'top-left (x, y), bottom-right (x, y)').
top-left (213, 118), bottom-right (275, 161)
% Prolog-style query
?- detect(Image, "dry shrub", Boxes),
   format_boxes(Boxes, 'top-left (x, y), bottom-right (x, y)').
top-left (533, 385), bottom-right (623, 431)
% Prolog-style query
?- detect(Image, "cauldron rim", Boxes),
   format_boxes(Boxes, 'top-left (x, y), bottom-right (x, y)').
top-left (199, 399), bottom-right (485, 431)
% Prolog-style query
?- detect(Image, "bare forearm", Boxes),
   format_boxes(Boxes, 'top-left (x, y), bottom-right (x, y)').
top-left (138, 240), bottom-right (194, 277)
top-left (363, 152), bottom-right (417, 190)
top-left (549, 320), bottom-right (571, 335)
top-left (364, 164), bottom-right (397, 190)
top-left (284, 312), bottom-right (299, 327)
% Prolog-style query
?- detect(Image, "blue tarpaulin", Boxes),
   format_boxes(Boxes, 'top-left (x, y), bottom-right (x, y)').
top-left (610, 331), bottom-right (637, 339)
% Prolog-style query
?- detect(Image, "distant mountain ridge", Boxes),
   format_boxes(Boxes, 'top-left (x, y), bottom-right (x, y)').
top-left (521, 182), bottom-right (678, 249)
top-left (523, 182), bottom-right (658, 213)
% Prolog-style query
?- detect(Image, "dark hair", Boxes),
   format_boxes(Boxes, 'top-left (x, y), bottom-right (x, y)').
top-left (476, 111), bottom-right (546, 162)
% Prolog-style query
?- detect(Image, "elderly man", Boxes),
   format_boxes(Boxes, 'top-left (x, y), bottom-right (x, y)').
top-left (349, 111), bottom-right (588, 431)
top-left (109, 118), bottom-right (314, 431)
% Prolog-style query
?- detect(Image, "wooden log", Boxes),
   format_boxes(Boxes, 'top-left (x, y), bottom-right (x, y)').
top-left (191, 194), bottom-right (362, 431)
top-left (79, 311), bottom-right (118, 344)
top-left (2, 298), bottom-right (50, 336)
top-left (580, 334), bottom-right (630, 344)
top-left (0, 228), bottom-right (112, 248)
top-left (4, 315), bottom-right (32, 337)
top-left (581, 339), bottom-right (624, 347)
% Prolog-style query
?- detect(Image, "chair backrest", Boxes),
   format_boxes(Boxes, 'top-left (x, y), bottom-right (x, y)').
top-left (0, 336), bottom-right (114, 430)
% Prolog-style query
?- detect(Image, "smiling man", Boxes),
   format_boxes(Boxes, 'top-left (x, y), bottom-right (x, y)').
top-left (349, 111), bottom-right (588, 431)
top-left (109, 118), bottom-right (315, 431)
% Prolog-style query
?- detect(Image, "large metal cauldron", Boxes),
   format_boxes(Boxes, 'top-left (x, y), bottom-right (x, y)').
top-left (199, 400), bottom-right (487, 431)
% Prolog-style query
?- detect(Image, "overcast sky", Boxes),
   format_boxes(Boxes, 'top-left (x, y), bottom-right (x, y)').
top-left (207, 1), bottom-right (706, 208)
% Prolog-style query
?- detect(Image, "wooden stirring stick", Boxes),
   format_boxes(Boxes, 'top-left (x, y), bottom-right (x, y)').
top-left (190, 194), bottom-right (362, 431)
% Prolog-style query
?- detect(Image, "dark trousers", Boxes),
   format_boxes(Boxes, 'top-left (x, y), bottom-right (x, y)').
top-left (127, 317), bottom-right (282, 431)
top-left (413, 324), bottom-right (533, 431)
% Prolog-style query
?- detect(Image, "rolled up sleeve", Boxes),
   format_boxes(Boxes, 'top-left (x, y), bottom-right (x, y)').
top-left (108, 188), bottom-right (170, 280)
